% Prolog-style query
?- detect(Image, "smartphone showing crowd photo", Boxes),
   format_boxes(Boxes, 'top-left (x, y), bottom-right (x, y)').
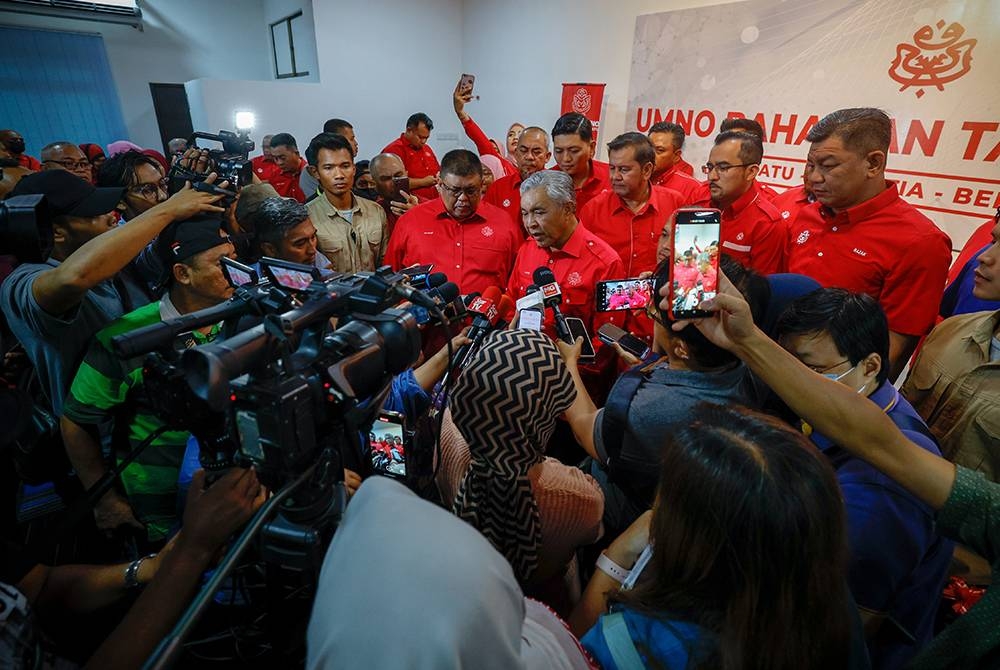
top-left (670, 208), bottom-right (721, 320)
top-left (370, 411), bottom-right (407, 479)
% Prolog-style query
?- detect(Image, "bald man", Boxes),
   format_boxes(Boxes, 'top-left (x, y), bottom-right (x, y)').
top-left (41, 141), bottom-right (92, 183)
top-left (370, 152), bottom-right (422, 236)
top-left (483, 126), bottom-right (551, 229)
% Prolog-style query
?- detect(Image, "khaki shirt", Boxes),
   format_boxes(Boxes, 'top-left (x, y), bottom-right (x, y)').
top-left (902, 310), bottom-right (1000, 481)
top-left (308, 194), bottom-right (388, 273)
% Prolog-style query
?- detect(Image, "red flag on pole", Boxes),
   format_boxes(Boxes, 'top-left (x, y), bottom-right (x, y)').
top-left (560, 83), bottom-right (607, 144)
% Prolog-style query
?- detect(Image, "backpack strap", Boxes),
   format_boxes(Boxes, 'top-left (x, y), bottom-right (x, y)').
top-left (599, 357), bottom-right (664, 465)
top-left (600, 612), bottom-right (646, 670)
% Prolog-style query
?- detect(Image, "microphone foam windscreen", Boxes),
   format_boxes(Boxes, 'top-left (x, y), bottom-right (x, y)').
top-left (532, 266), bottom-right (556, 286)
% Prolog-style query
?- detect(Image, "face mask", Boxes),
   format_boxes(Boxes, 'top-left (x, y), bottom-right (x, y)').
top-left (822, 364), bottom-right (857, 382)
top-left (6, 138), bottom-right (25, 154)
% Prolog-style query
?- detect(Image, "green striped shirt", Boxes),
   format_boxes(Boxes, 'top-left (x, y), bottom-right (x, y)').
top-left (63, 300), bottom-right (219, 542)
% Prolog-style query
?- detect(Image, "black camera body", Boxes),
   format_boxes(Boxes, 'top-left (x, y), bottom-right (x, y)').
top-left (0, 194), bottom-right (52, 263)
top-left (168, 130), bottom-right (255, 198)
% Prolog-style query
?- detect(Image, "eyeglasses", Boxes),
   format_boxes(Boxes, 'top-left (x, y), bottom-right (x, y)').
top-left (701, 162), bottom-right (755, 175)
top-left (44, 159), bottom-right (91, 171)
top-left (129, 177), bottom-right (170, 199)
top-left (440, 184), bottom-right (481, 199)
top-left (805, 359), bottom-right (851, 374)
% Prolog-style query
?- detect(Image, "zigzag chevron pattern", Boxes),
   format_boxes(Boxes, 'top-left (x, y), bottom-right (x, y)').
top-left (451, 329), bottom-right (576, 583)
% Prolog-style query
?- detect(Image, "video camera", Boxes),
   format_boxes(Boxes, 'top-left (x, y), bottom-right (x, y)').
top-left (0, 194), bottom-right (53, 263)
top-left (168, 129), bottom-right (255, 199)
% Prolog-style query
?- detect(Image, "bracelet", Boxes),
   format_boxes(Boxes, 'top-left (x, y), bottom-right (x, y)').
top-left (596, 551), bottom-right (631, 583)
top-left (124, 553), bottom-right (156, 589)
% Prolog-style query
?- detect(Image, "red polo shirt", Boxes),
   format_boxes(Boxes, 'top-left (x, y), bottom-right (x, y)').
top-left (382, 134), bottom-right (441, 201)
top-left (384, 198), bottom-right (521, 295)
top-left (483, 172), bottom-right (525, 231)
top-left (692, 182), bottom-right (785, 275)
top-left (771, 184), bottom-right (814, 227)
top-left (652, 168), bottom-right (702, 204)
top-left (461, 118), bottom-right (517, 177)
top-left (553, 160), bottom-right (611, 212)
top-left (508, 223), bottom-right (625, 339)
top-left (579, 184), bottom-right (683, 277)
top-left (251, 154), bottom-right (280, 182)
top-left (785, 182), bottom-right (952, 336)
top-left (758, 182), bottom-right (780, 200)
top-left (264, 157), bottom-right (307, 202)
top-left (17, 154), bottom-right (41, 171)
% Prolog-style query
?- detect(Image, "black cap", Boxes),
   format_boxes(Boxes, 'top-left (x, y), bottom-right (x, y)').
top-left (155, 216), bottom-right (229, 269)
top-left (9, 170), bottom-right (124, 217)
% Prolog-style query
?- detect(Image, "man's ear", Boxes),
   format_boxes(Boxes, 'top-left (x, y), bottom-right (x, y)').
top-left (865, 150), bottom-right (886, 176)
top-left (746, 164), bottom-right (761, 183)
top-left (51, 221), bottom-right (70, 245)
top-left (260, 242), bottom-right (277, 259)
top-left (863, 352), bottom-right (882, 380)
top-left (172, 262), bottom-right (190, 287)
top-left (306, 165), bottom-right (318, 179)
top-left (671, 336), bottom-right (691, 361)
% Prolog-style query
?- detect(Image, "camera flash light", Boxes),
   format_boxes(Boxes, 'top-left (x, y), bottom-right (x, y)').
top-left (235, 111), bottom-right (256, 131)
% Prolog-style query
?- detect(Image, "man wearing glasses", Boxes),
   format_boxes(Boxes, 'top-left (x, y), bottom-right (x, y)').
top-left (691, 130), bottom-right (785, 275)
top-left (40, 141), bottom-right (93, 183)
top-left (384, 149), bottom-right (520, 295)
top-left (483, 126), bottom-right (551, 229)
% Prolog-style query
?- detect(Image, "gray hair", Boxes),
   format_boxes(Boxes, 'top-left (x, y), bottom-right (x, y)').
top-left (256, 196), bottom-right (309, 247)
top-left (519, 169), bottom-right (575, 207)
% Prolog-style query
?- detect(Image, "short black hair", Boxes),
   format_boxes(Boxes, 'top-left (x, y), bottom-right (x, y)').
top-left (551, 112), bottom-right (593, 142)
top-left (96, 149), bottom-right (162, 188)
top-left (355, 159), bottom-right (370, 173)
top-left (719, 256), bottom-right (770, 325)
top-left (406, 113), bottom-right (433, 131)
top-left (306, 132), bottom-right (354, 166)
top-left (255, 196), bottom-right (310, 250)
top-left (775, 288), bottom-right (890, 386)
top-left (714, 130), bottom-right (763, 165)
top-left (651, 259), bottom-right (737, 369)
top-left (607, 132), bottom-right (655, 167)
top-left (648, 122), bottom-right (685, 149)
top-left (806, 107), bottom-right (891, 156)
top-left (720, 117), bottom-right (765, 140)
top-left (323, 118), bottom-right (353, 134)
top-left (270, 132), bottom-right (298, 150)
top-left (439, 149), bottom-right (482, 179)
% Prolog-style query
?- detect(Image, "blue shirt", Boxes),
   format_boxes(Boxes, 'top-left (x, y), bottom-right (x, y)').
top-left (581, 608), bottom-right (705, 670)
top-left (939, 243), bottom-right (1000, 318)
top-left (811, 382), bottom-right (953, 669)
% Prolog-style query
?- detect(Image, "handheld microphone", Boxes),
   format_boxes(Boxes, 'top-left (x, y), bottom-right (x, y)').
top-left (451, 286), bottom-right (502, 372)
top-left (407, 281), bottom-right (460, 325)
top-left (532, 267), bottom-right (573, 343)
top-left (390, 271), bottom-right (447, 308)
top-left (494, 295), bottom-right (516, 330)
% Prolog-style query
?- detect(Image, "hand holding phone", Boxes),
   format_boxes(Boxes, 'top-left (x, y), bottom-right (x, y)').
top-left (597, 323), bottom-right (650, 360)
top-left (670, 208), bottom-right (721, 320)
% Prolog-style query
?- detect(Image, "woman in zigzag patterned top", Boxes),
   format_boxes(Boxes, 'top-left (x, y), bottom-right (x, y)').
top-left (439, 328), bottom-right (604, 604)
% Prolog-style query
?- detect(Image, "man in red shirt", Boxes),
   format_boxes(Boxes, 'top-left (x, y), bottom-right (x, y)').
top-left (369, 152), bottom-right (424, 238)
top-left (690, 131), bottom-right (785, 275)
top-left (772, 167), bottom-right (815, 225)
top-left (250, 134), bottom-right (279, 182)
top-left (647, 122), bottom-right (702, 204)
top-left (508, 169), bottom-right (624, 401)
top-left (266, 133), bottom-right (307, 202)
top-left (785, 107), bottom-right (952, 380)
top-left (579, 132), bottom-right (684, 347)
top-left (385, 150), bottom-right (521, 295)
top-left (484, 126), bottom-right (550, 229)
top-left (382, 112), bottom-right (440, 201)
top-left (719, 117), bottom-right (779, 200)
top-left (0, 129), bottom-right (41, 171)
top-left (551, 113), bottom-right (610, 211)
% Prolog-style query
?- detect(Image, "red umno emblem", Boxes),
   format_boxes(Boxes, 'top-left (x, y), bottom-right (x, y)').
top-left (889, 20), bottom-right (977, 98)
top-left (572, 87), bottom-right (592, 114)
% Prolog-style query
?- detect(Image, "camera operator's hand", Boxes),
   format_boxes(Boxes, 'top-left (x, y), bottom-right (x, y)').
top-left (179, 468), bottom-right (263, 557)
top-left (556, 336), bottom-right (584, 369)
top-left (344, 468), bottom-right (361, 499)
top-left (94, 492), bottom-right (144, 534)
top-left (389, 190), bottom-right (420, 218)
top-left (159, 173), bottom-right (229, 219)
top-left (176, 147), bottom-right (213, 175)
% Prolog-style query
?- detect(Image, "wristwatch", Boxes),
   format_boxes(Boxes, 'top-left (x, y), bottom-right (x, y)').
top-left (124, 553), bottom-right (156, 589)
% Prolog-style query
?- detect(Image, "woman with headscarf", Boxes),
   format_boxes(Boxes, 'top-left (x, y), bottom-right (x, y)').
top-left (307, 476), bottom-right (596, 670)
top-left (438, 329), bottom-right (604, 597)
top-left (79, 143), bottom-right (106, 183)
top-left (480, 154), bottom-right (504, 193)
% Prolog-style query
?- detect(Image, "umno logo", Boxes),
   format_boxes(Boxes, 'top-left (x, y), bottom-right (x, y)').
top-left (572, 87), bottom-right (592, 114)
top-left (888, 20), bottom-right (977, 98)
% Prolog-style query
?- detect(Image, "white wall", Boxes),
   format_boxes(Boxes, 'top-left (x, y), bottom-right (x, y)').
top-left (0, 0), bottom-right (271, 148)
top-left (188, 0), bottom-right (466, 164)
top-left (460, 0), bottom-right (738, 160)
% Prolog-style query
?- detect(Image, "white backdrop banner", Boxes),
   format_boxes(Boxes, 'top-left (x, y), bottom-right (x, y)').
top-left (626, 0), bottom-right (1000, 247)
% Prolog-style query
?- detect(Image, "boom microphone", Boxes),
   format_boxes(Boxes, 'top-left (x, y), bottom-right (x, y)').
top-left (532, 267), bottom-right (573, 343)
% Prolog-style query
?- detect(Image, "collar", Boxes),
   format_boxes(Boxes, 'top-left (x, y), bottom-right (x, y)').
top-left (159, 292), bottom-right (182, 321)
top-left (282, 157), bottom-right (306, 176)
top-left (819, 180), bottom-right (899, 225)
top-left (554, 161), bottom-right (601, 189)
top-left (611, 183), bottom-right (656, 215)
top-left (966, 310), bottom-right (1000, 359)
top-left (723, 183), bottom-right (760, 217)
top-left (399, 133), bottom-right (422, 152)
top-left (546, 223), bottom-right (585, 259)
top-left (431, 198), bottom-right (487, 224)
top-left (317, 192), bottom-right (361, 218)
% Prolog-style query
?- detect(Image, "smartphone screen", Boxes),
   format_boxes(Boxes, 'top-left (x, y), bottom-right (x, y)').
top-left (595, 278), bottom-right (654, 312)
top-left (459, 73), bottom-right (475, 96)
top-left (597, 323), bottom-right (650, 359)
top-left (220, 257), bottom-right (257, 288)
top-left (391, 175), bottom-right (410, 202)
top-left (371, 412), bottom-right (406, 477)
top-left (565, 317), bottom-right (596, 360)
top-left (671, 208), bottom-right (721, 319)
top-left (259, 257), bottom-right (320, 291)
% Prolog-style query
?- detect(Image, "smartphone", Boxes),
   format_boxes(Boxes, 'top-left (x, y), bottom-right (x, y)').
top-left (258, 256), bottom-right (321, 291)
top-left (518, 308), bottom-right (544, 331)
top-left (391, 175), bottom-right (410, 202)
top-left (597, 323), bottom-right (650, 359)
top-left (220, 256), bottom-right (258, 288)
top-left (670, 208), bottom-right (721, 320)
top-left (565, 317), bottom-right (596, 361)
top-left (402, 263), bottom-right (434, 284)
top-left (595, 278), bottom-right (654, 312)
top-left (459, 73), bottom-right (476, 96)
top-left (370, 411), bottom-right (407, 479)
